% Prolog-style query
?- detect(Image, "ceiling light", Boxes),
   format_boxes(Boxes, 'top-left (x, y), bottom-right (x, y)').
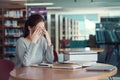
top-left (25, 3), bottom-right (54, 6)
top-left (46, 7), bottom-right (62, 9)
top-left (10, 0), bottom-right (25, 1)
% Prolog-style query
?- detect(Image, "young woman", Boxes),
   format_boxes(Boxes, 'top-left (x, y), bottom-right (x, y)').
top-left (15, 14), bottom-right (54, 68)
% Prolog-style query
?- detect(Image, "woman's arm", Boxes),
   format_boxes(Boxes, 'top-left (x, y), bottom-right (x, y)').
top-left (43, 38), bottom-right (54, 63)
top-left (16, 38), bottom-right (39, 66)
top-left (45, 45), bottom-right (54, 63)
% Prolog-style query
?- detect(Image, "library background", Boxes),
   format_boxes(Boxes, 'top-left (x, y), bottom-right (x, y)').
top-left (0, 0), bottom-right (120, 78)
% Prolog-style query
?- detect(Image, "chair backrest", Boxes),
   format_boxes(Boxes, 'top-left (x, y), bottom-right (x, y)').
top-left (0, 59), bottom-right (15, 80)
top-left (53, 49), bottom-right (58, 62)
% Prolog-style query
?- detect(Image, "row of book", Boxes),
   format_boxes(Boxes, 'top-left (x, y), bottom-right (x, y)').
top-left (4, 47), bottom-right (15, 54)
top-left (4, 20), bottom-right (23, 27)
top-left (4, 10), bottom-right (24, 18)
top-left (4, 38), bottom-right (18, 45)
top-left (5, 29), bottom-right (23, 37)
top-left (96, 23), bottom-right (120, 43)
top-left (101, 17), bottom-right (120, 23)
top-left (96, 30), bottom-right (120, 43)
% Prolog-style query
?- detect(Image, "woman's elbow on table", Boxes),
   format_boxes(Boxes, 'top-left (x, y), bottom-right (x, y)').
top-left (22, 61), bottom-right (32, 67)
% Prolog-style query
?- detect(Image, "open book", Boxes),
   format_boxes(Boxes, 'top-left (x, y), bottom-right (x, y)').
top-left (86, 65), bottom-right (116, 71)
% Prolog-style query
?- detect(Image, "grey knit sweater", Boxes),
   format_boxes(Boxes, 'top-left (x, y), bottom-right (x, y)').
top-left (15, 36), bottom-right (54, 68)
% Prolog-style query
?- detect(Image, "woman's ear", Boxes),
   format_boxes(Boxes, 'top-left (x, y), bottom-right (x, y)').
top-left (28, 26), bottom-right (31, 31)
top-left (28, 26), bottom-right (32, 34)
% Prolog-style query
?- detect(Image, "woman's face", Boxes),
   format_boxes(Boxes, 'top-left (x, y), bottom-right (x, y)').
top-left (29, 21), bottom-right (45, 34)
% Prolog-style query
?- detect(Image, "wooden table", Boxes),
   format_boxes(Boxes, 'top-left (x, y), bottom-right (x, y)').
top-left (59, 48), bottom-right (104, 53)
top-left (10, 63), bottom-right (117, 80)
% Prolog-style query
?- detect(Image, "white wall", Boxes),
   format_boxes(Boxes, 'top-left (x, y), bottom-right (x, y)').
top-left (47, 8), bottom-right (120, 19)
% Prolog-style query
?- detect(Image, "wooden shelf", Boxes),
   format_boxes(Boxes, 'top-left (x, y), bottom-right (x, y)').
top-left (4, 17), bottom-right (25, 19)
top-left (4, 26), bottom-right (24, 29)
top-left (5, 35), bottom-right (21, 38)
top-left (4, 44), bottom-right (16, 47)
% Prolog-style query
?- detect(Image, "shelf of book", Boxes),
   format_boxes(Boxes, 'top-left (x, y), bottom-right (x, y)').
top-left (96, 18), bottom-right (120, 67)
top-left (0, 7), bottom-right (26, 59)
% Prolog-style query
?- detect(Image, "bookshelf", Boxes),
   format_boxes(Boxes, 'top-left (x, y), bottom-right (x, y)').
top-left (47, 14), bottom-right (59, 52)
top-left (96, 18), bottom-right (120, 67)
top-left (0, 8), bottom-right (26, 59)
top-left (0, 8), bottom-right (3, 58)
top-left (60, 16), bottom-right (81, 41)
top-left (60, 15), bottom-right (85, 49)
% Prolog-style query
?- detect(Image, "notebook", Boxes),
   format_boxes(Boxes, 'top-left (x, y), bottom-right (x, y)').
top-left (86, 65), bottom-right (116, 71)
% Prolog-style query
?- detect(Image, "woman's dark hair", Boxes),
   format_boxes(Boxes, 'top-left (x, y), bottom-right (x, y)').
top-left (23, 14), bottom-right (45, 37)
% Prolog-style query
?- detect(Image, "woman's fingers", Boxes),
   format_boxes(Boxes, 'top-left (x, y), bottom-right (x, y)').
top-left (34, 27), bottom-right (44, 36)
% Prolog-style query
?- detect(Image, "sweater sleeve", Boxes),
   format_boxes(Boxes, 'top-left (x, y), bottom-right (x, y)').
top-left (43, 38), bottom-right (54, 63)
top-left (16, 38), bottom-right (39, 66)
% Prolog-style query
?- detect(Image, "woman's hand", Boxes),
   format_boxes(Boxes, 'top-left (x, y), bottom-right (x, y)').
top-left (42, 27), bottom-right (52, 46)
top-left (29, 26), bottom-right (43, 43)
top-left (28, 21), bottom-right (52, 46)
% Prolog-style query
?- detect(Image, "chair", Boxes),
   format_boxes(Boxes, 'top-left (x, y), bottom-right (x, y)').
top-left (0, 59), bottom-right (15, 80)
top-left (53, 49), bottom-right (58, 62)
